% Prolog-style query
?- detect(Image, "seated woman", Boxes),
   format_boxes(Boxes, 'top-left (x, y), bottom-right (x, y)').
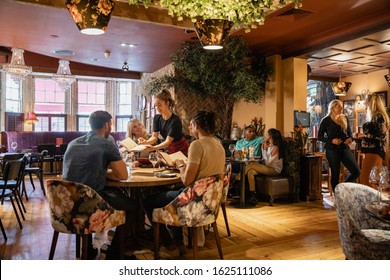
top-left (119, 119), bottom-right (150, 163)
top-left (244, 128), bottom-right (285, 205)
top-left (143, 110), bottom-right (226, 255)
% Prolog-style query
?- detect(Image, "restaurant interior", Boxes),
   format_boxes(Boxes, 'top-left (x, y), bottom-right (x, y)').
top-left (0, 0), bottom-right (390, 260)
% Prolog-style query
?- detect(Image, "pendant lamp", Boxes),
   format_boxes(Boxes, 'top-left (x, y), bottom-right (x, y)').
top-left (66, 0), bottom-right (115, 35)
top-left (194, 19), bottom-right (233, 50)
top-left (332, 65), bottom-right (352, 96)
top-left (385, 74), bottom-right (390, 87)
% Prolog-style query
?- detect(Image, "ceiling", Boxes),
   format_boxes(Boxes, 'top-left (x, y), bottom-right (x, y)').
top-left (1, 0), bottom-right (390, 80)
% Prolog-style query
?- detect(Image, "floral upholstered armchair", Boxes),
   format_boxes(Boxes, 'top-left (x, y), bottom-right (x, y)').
top-left (46, 179), bottom-right (126, 259)
top-left (152, 174), bottom-right (224, 259)
top-left (335, 183), bottom-right (390, 260)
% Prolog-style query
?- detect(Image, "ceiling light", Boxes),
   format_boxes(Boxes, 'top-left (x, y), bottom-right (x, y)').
top-left (52, 60), bottom-right (76, 91)
top-left (2, 47), bottom-right (32, 82)
top-left (332, 65), bottom-right (352, 96)
top-left (119, 43), bottom-right (137, 48)
top-left (66, 0), bottom-right (115, 35)
top-left (194, 19), bottom-right (233, 50)
top-left (53, 50), bottom-right (75, 56)
top-left (122, 62), bottom-right (129, 72)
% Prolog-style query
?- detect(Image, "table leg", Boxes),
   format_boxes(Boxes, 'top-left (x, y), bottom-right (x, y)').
top-left (239, 162), bottom-right (246, 207)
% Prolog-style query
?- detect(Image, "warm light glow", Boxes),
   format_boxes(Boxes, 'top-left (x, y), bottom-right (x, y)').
top-left (332, 65), bottom-right (352, 96)
top-left (25, 112), bottom-right (38, 124)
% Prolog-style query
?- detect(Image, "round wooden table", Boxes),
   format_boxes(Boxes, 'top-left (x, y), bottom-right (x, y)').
top-left (105, 167), bottom-right (181, 188)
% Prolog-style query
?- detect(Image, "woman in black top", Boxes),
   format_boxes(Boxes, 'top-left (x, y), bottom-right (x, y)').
top-left (360, 93), bottom-right (389, 187)
top-left (318, 99), bottom-right (360, 192)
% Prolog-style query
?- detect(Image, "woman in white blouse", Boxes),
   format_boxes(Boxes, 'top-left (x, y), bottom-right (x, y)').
top-left (244, 128), bottom-right (285, 204)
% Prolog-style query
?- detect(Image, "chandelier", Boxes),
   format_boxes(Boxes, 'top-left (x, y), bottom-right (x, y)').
top-left (2, 47), bottom-right (32, 82)
top-left (52, 60), bottom-right (76, 91)
top-left (332, 65), bottom-right (352, 96)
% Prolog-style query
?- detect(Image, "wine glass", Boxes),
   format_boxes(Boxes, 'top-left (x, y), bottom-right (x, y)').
top-left (228, 144), bottom-right (235, 159)
top-left (148, 152), bottom-right (158, 170)
top-left (11, 142), bottom-right (18, 152)
top-left (378, 166), bottom-right (389, 205)
top-left (369, 166), bottom-right (380, 203)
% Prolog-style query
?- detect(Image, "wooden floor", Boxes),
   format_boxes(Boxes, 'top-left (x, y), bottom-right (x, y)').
top-left (0, 176), bottom-right (344, 260)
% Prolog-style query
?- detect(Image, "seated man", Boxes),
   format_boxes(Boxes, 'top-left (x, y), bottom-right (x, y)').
top-left (62, 110), bottom-right (138, 260)
top-left (230, 125), bottom-right (262, 197)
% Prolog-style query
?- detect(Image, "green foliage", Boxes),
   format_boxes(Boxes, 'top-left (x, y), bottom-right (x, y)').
top-left (146, 36), bottom-right (271, 105)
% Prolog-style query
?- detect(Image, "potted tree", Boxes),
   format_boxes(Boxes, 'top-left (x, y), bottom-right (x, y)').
top-left (144, 36), bottom-right (271, 139)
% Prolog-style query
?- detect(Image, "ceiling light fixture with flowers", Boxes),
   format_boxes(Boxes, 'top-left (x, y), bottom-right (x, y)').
top-left (332, 65), bottom-right (352, 97)
top-left (128, 0), bottom-right (302, 33)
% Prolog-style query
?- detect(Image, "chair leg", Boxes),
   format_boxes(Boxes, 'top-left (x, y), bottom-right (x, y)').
top-left (76, 235), bottom-right (81, 259)
top-left (192, 227), bottom-right (198, 259)
top-left (221, 203), bottom-right (230, 236)
top-left (212, 222), bottom-right (224, 259)
top-left (81, 234), bottom-right (89, 260)
top-left (29, 173), bottom-right (36, 190)
top-left (0, 218), bottom-right (7, 241)
top-left (49, 231), bottom-right (59, 260)
top-left (21, 175), bottom-right (29, 201)
top-left (38, 171), bottom-right (46, 196)
top-left (153, 223), bottom-right (160, 260)
top-left (15, 189), bottom-right (26, 214)
top-left (9, 196), bottom-right (23, 229)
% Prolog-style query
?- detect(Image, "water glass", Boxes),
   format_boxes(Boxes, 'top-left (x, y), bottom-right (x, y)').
top-left (11, 142), bottom-right (18, 152)
top-left (228, 144), bottom-right (235, 159)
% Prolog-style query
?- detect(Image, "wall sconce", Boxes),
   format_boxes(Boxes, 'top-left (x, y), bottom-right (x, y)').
top-left (332, 65), bottom-right (352, 96)
top-left (25, 112), bottom-right (38, 124)
top-left (2, 47), bottom-right (32, 82)
top-left (66, 0), bottom-right (115, 35)
top-left (194, 19), bottom-right (233, 50)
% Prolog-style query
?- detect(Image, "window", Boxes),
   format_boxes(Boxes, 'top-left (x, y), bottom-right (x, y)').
top-left (34, 78), bottom-right (65, 113)
top-left (77, 115), bottom-right (90, 132)
top-left (78, 80), bottom-right (106, 114)
top-left (35, 114), bottom-right (67, 132)
top-left (116, 81), bottom-right (133, 131)
top-left (5, 74), bottom-right (22, 112)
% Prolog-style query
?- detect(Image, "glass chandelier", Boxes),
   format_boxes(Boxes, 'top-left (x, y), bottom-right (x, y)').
top-left (2, 48), bottom-right (32, 82)
top-left (52, 60), bottom-right (76, 91)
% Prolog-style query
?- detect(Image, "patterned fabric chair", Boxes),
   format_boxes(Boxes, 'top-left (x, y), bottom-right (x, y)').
top-left (152, 174), bottom-right (224, 259)
top-left (334, 182), bottom-right (390, 260)
top-left (219, 163), bottom-right (232, 236)
top-left (46, 179), bottom-right (126, 260)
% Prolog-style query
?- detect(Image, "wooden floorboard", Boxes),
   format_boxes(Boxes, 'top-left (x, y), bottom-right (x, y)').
top-left (0, 176), bottom-right (344, 260)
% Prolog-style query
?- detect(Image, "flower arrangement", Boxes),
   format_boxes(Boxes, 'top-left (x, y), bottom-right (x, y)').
top-left (293, 124), bottom-right (308, 149)
top-left (250, 116), bottom-right (266, 136)
top-left (128, 0), bottom-right (302, 32)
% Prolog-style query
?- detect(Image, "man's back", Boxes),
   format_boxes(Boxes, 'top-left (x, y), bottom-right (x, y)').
top-left (63, 131), bottom-right (121, 193)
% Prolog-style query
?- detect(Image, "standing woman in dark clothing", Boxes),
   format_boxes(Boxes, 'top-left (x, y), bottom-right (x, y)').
top-left (318, 99), bottom-right (360, 192)
top-left (360, 93), bottom-right (389, 187)
top-left (139, 89), bottom-right (189, 155)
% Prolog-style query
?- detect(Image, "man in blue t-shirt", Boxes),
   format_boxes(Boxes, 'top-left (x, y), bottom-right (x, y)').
top-left (63, 110), bottom-right (138, 259)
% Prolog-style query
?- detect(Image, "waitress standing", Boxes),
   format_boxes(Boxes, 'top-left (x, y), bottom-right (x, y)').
top-left (139, 89), bottom-right (189, 155)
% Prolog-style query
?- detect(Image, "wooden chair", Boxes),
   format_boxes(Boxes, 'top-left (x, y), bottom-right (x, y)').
top-left (153, 174), bottom-right (224, 259)
top-left (46, 179), bottom-right (126, 260)
top-left (0, 157), bottom-right (27, 229)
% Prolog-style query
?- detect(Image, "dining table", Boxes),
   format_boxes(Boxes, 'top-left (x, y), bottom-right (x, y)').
top-left (365, 202), bottom-right (390, 225)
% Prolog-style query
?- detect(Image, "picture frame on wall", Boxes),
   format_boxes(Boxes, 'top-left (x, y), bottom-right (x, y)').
top-left (357, 110), bottom-right (366, 127)
top-left (348, 118), bottom-right (355, 133)
top-left (375, 91), bottom-right (387, 107)
top-left (343, 100), bottom-right (355, 118)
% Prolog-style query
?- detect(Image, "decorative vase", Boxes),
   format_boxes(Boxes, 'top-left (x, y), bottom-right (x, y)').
top-left (193, 19), bottom-right (233, 50)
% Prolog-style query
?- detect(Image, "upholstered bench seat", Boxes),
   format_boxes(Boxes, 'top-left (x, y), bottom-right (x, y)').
top-left (255, 175), bottom-right (296, 206)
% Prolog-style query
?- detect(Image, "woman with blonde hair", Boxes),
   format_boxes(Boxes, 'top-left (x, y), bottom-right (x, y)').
top-left (139, 89), bottom-right (189, 155)
top-left (360, 93), bottom-right (390, 187)
top-left (318, 99), bottom-right (360, 193)
top-left (126, 119), bottom-right (148, 141)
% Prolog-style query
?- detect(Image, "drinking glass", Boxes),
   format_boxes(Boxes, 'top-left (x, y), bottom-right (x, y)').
top-left (149, 152), bottom-right (158, 170)
top-left (242, 146), bottom-right (249, 160)
top-left (11, 142), bottom-right (18, 152)
top-left (378, 166), bottom-right (389, 204)
top-left (369, 166), bottom-right (380, 203)
top-left (125, 152), bottom-right (135, 179)
top-left (228, 144), bottom-right (235, 159)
